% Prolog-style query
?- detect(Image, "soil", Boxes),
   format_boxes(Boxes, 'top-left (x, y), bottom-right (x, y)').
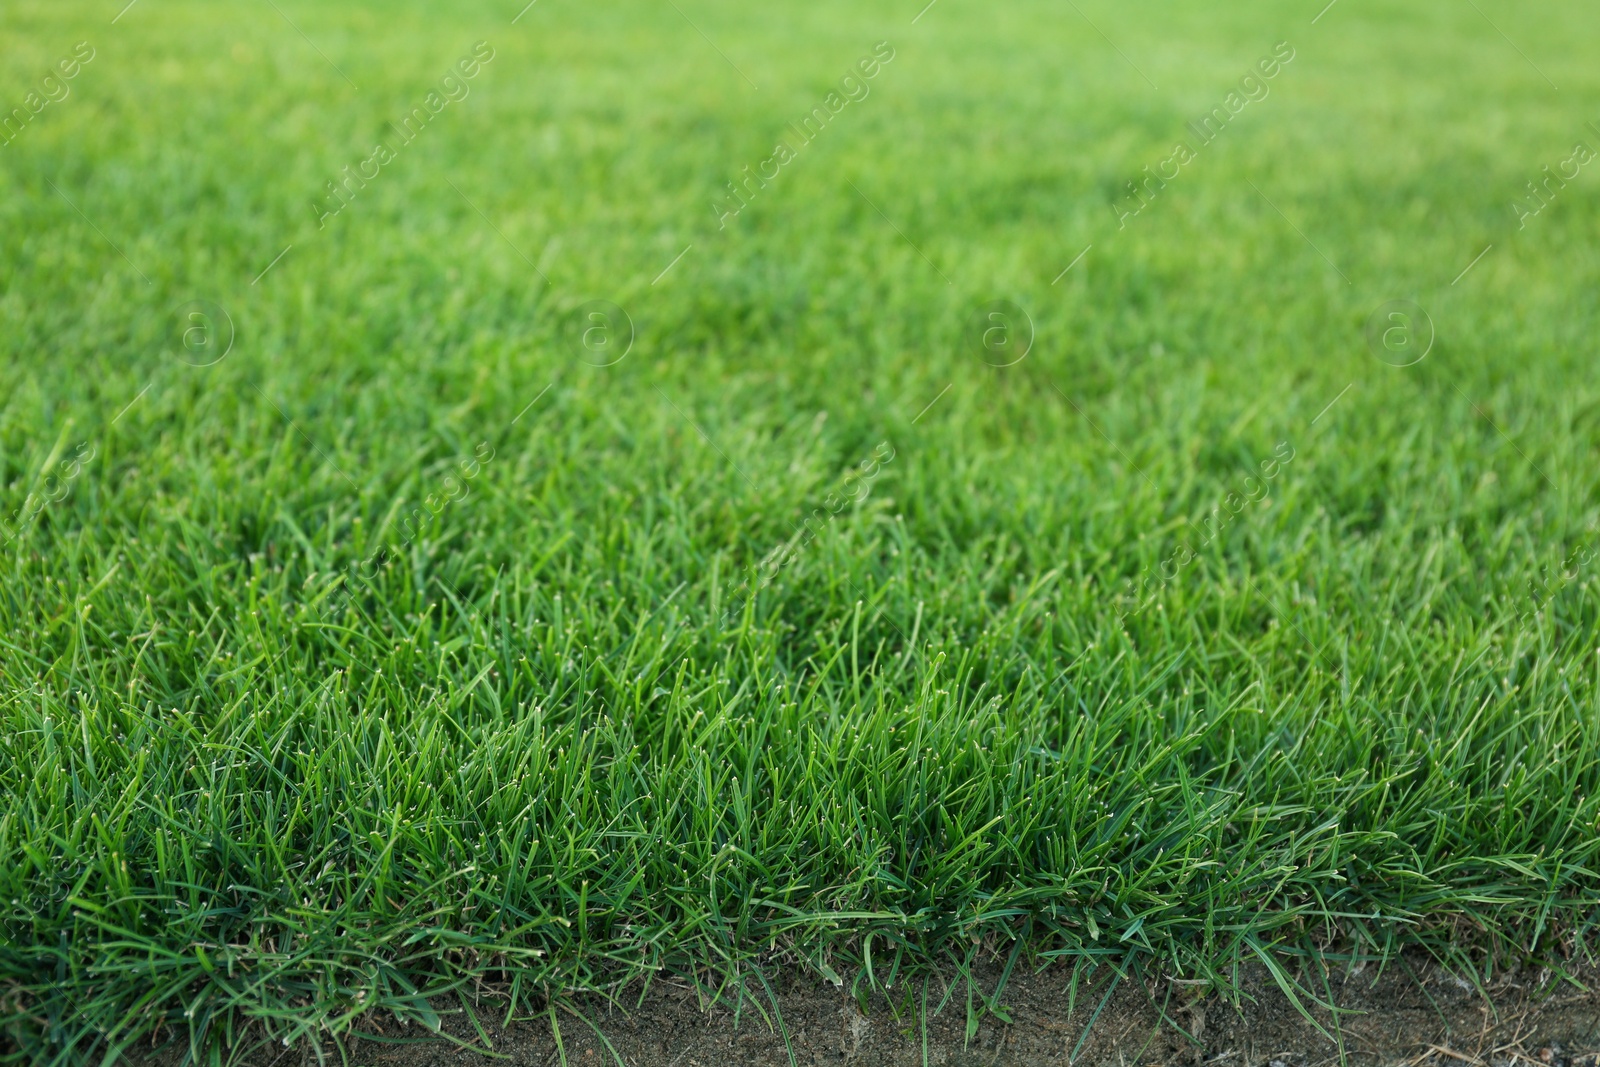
top-left (129, 956), bottom-right (1600, 1067)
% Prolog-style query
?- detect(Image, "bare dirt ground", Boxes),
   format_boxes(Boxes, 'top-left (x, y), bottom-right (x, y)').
top-left (123, 955), bottom-right (1600, 1067)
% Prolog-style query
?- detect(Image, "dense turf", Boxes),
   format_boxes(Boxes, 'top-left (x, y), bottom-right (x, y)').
top-left (3, 0), bottom-right (1600, 1059)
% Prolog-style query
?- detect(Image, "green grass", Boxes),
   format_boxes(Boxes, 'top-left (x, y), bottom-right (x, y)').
top-left (3, 0), bottom-right (1600, 1060)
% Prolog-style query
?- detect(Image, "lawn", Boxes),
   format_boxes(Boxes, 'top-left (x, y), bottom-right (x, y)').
top-left (2, 0), bottom-right (1599, 1060)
